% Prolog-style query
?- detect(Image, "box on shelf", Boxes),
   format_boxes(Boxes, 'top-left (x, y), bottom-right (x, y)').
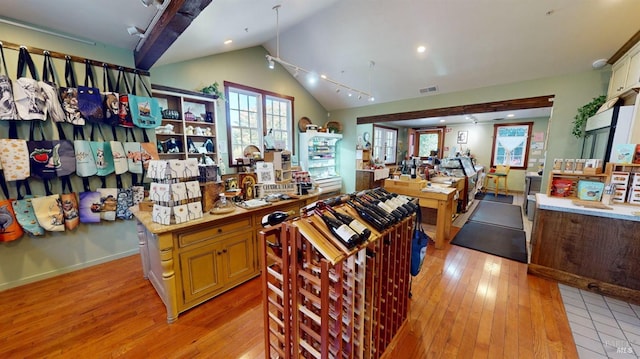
top-left (610, 171), bottom-right (630, 185)
top-left (552, 158), bottom-right (563, 173)
top-left (574, 159), bottom-right (586, 174)
top-left (384, 178), bottom-right (426, 193)
top-left (584, 159), bottom-right (603, 174)
top-left (628, 188), bottom-right (640, 204)
top-left (563, 159), bottom-right (575, 173)
top-left (550, 178), bottom-right (573, 197)
top-left (577, 180), bottom-right (604, 201)
top-left (611, 144), bottom-right (636, 164)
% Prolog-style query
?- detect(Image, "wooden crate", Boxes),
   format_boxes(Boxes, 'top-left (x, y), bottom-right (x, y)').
top-left (383, 178), bottom-right (426, 193)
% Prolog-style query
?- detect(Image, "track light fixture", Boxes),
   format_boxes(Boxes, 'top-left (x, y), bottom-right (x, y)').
top-left (265, 4), bottom-right (373, 101)
top-left (127, 26), bottom-right (146, 38)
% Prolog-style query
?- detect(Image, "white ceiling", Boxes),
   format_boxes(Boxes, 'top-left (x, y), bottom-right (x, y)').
top-left (2, 0), bottom-right (639, 126)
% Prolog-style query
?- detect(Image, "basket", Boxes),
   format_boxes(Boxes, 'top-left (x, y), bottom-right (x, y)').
top-left (325, 121), bottom-right (342, 134)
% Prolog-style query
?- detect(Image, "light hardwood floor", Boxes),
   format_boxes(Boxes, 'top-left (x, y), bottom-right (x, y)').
top-left (0, 195), bottom-right (578, 358)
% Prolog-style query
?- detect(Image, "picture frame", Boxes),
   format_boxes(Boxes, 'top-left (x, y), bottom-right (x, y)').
top-left (457, 130), bottom-right (468, 144)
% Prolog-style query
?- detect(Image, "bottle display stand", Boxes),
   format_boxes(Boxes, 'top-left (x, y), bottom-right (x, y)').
top-left (259, 203), bottom-right (413, 358)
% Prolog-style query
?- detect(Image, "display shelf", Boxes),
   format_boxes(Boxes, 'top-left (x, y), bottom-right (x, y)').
top-left (547, 172), bottom-right (609, 199)
top-left (605, 163), bottom-right (640, 205)
top-left (152, 84), bottom-right (217, 161)
top-left (264, 151), bottom-right (292, 183)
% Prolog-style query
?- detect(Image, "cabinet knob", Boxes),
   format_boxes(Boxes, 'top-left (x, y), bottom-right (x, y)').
top-left (223, 249), bottom-right (227, 253)
top-left (218, 228), bottom-right (223, 233)
top-left (217, 251), bottom-right (222, 255)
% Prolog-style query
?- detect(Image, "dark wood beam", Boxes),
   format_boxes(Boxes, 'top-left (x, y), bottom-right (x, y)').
top-left (134, 0), bottom-right (213, 70)
top-left (356, 95), bottom-right (555, 125)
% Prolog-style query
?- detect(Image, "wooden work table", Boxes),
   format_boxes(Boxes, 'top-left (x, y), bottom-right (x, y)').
top-left (384, 178), bottom-right (457, 249)
top-left (529, 194), bottom-right (640, 304)
top-left (132, 195), bottom-right (317, 323)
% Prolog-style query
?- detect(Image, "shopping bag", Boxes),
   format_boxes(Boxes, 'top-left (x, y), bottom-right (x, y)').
top-left (59, 57), bottom-right (85, 125)
top-left (0, 198), bottom-right (24, 242)
top-left (0, 43), bottom-right (18, 120)
top-left (116, 68), bottom-right (134, 128)
top-left (13, 47), bottom-right (46, 121)
top-left (116, 187), bottom-right (133, 220)
top-left (27, 122), bottom-right (59, 180)
top-left (96, 188), bottom-right (117, 221)
top-left (12, 196), bottom-right (45, 236)
top-left (40, 52), bottom-right (66, 123)
top-left (79, 191), bottom-right (101, 223)
top-left (77, 60), bottom-right (103, 124)
top-left (0, 124), bottom-right (31, 181)
top-left (410, 207), bottom-right (429, 276)
top-left (102, 63), bottom-right (119, 126)
top-left (88, 124), bottom-right (114, 177)
top-left (73, 127), bottom-right (98, 178)
top-left (31, 194), bottom-right (65, 232)
top-left (60, 192), bottom-right (79, 231)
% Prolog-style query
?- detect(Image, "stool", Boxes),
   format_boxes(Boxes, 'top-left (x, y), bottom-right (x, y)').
top-left (484, 165), bottom-right (510, 196)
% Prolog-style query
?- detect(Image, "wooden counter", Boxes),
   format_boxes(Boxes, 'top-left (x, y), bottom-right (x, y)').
top-left (529, 194), bottom-right (640, 304)
top-left (132, 195), bottom-right (317, 323)
top-left (384, 178), bottom-right (456, 249)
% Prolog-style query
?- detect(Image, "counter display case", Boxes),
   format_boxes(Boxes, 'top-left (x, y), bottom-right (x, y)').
top-left (299, 131), bottom-right (343, 197)
top-left (439, 157), bottom-right (480, 212)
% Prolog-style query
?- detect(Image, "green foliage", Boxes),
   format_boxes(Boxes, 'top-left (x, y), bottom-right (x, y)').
top-left (572, 95), bottom-right (606, 138)
top-left (200, 82), bottom-right (224, 100)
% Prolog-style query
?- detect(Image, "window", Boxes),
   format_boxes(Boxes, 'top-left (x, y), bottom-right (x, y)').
top-left (225, 82), bottom-right (293, 164)
top-left (416, 129), bottom-right (443, 158)
top-left (373, 125), bottom-right (397, 164)
top-left (490, 122), bottom-right (533, 169)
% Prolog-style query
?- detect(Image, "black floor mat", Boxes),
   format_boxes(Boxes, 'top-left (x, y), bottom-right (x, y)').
top-left (451, 221), bottom-right (527, 263)
top-left (475, 192), bottom-right (514, 204)
top-left (468, 201), bottom-right (523, 230)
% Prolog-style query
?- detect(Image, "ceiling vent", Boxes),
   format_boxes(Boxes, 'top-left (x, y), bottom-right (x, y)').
top-left (419, 85), bottom-right (438, 94)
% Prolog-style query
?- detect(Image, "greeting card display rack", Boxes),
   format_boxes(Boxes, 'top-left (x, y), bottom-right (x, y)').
top-left (259, 203), bottom-right (413, 358)
top-left (146, 159), bottom-right (203, 225)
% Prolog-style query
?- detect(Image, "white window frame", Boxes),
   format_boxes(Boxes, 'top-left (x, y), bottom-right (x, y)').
top-left (490, 122), bottom-right (533, 169)
top-left (225, 82), bottom-right (294, 165)
top-left (373, 125), bottom-right (398, 165)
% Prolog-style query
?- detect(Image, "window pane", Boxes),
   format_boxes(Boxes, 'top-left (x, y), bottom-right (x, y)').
top-left (418, 133), bottom-right (439, 157)
top-left (492, 124), bottom-right (530, 168)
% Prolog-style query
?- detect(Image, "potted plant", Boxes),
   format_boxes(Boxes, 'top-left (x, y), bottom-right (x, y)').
top-left (571, 95), bottom-right (606, 138)
top-left (200, 82), bottom-right (225, 101)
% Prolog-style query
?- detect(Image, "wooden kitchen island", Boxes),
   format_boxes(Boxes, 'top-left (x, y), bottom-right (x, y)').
top-left (529, 194), bottom-right (640, 304)
top-left (132, 195), bottom-right (316, 323)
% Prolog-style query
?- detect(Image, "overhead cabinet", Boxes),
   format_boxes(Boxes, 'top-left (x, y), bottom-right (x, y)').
top-left (607, 41), bottom-right (640, 99)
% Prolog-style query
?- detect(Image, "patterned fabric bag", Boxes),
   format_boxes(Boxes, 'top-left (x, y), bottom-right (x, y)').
top-left (79, 191), bottom-right (101, 224)
top-left (12, 196), bottom-right (45, 237)
top-left (102, 64), bottom-right (119, 126)
top-left (0, 198), bottom-right (24, 242)
top-left (116, 68), bottom-right (134, 128)
top-left (0, 123), bottom-right (30, 181)
top-left (116, 187), bottom-right (134, 220)
top-left (58, 57), bottom-right (85, 125)
top-left (77, 60), bottom-right (103, 124)
top-left (39, 52), bottom-right (66, 123)
top-left (31, 194), bottom-right (65, 232)
top-left (13, 47), bottom-right (46, 121)
top-left (0, 43), bottom-right (18, 120)
top-left (88, 124), bottom-right (114, 177)
top-left (96, 188), bottom-right (118, 221)
top-left (60, 192), bottom-right (79, 231)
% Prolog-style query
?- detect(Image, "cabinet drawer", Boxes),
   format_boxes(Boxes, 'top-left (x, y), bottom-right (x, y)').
top-left (178, 217), bottom-right (252, 247)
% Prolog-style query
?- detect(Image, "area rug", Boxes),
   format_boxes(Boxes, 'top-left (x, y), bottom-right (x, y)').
top-left (451, 221), bottom-right (527, 263)
top-left (474, 192), bottom-right (514, 204)
top-left (468, 201), bottom-right (523, 230)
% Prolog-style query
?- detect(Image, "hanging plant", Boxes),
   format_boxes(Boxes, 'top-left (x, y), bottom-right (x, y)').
top-left (200, 82), bottom-right (225, 101)
top-left (571, 95), bottom-right (606, 138)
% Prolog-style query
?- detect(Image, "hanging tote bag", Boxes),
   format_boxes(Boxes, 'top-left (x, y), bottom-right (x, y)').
top-left (129, 72), bottom-right (161, 129)
top-left (97, 187), bottom-right (117, 221)
top-left (12, 196), bottom-right (45, 237)
top-left (122, 128), bottom-right (143, 176)
top-left (31, 194), bottom-right (65, 232)
top-left (79, 191), bottom-right (101, 224)
top-left (59, 56), bottom-right (85, 126)
top-left (410, 206), bottom-right (430, 276)
top-left (13, 47), bottom-right (46, 121)
top-left (116, 187), bottom-right (134, 220)
top-left (116, 68), bottom-right (134, 128)
top-left (27, 121), bottom-right (59, 181)
top-left (39, 52), bottom-right (66, 123)
top-left (77, 60), bottom-right (103, 124)
top-left (60, 192), bottom-right (79, 231)
top-left (88, 124), bottom-right (115, 177)
top-left (0, 198), bottom-right (24, 242)
top-left (0, 124), bottom-right (31, 181)
top-left (102, 63), bottom-right (119, 127)
top-left (0, 42), bottom-right (18, 120)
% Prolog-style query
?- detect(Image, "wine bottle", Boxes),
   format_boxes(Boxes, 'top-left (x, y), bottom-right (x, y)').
top-left (346, 200), bottom-right (387, 232)
top-left (353, 196), bottom-right (395, 224)
top-left (378, 188), bottom-right (419, 213)
top-left (369, 190), bottom-right (410, 217)
top-left (373, 188), bottom-right (414, 215)
top-left (261, 210), bottom-right (296, 227)
top-left (318, 202), bottom-right (372, 242)
top-left (363, 193), bottom-right (405, 221)
top-left (314, 208), bottom-right (360, 249)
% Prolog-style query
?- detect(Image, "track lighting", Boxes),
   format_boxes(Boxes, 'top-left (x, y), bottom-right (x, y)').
top-left (266, 55), bottom-right (275, 69)
top-left (127, 26), bottom-right (146, 38)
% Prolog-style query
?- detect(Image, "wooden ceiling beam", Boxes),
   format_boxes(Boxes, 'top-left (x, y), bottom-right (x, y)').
top-left (134, 0), bottom-right (213, 70)
top-left (356, 95), bottom-right (555, 124)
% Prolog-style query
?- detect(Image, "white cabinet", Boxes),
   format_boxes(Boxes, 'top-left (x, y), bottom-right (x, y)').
top-left (625, 45), bottom-right (640, 90)
top-left (607, 41), bottom-right (640, 99)
top-left (151, 85), bottom-right (217, 161)
top-left (299, 131), bottom-right (343, 195)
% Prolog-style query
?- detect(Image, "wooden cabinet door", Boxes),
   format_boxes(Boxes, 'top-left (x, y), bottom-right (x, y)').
top-left (179, 242), bottom-right (225, 304)
top-left (219, 231), bottom-right (257, 286)
top-left (625, 45), bottom-right (640, 90)
top-left (608, 57), bottom-right (630, 99)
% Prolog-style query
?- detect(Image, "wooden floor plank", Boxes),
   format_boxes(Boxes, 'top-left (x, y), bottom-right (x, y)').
top-left (0, 232), bottom-right (578, 358)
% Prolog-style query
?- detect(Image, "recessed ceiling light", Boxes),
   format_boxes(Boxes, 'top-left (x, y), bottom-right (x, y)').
top-left (439, 119), bottom-right (445, 123)
top-left (506, 114), bottom-right (515, 118)
top-left (592, 58), bottom-right (608, 69)
top-left (224, 39), bottom-right (232, 45)
top-left (417, 46), bottom-right (426, 53)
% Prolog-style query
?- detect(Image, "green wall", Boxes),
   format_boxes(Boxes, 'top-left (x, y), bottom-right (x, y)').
top-left (0, 24), bottom-right (139, 290)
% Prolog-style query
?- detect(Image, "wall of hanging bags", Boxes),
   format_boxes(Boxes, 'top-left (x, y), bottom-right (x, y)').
top-left (0, 35), bottom-right (156, 291)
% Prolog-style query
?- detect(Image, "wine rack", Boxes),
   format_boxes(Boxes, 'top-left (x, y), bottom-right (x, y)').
top-left (259, 202), bottom-right (413, 358)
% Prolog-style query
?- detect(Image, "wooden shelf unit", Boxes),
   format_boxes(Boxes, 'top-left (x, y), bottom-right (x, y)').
top-left (264, 151), bottom-right (292, 183)
top-left (605, 163), bottom-right (640, 205)
top-left (546, 172), bottom-right (609, 199)
top-left (260, 204), bottom-right (412, 358)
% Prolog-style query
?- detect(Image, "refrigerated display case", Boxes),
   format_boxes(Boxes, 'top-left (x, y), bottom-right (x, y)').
top-left (439, 157), bottom-right (481, 212)
top-left (299, 131), bottom-right (343, 196)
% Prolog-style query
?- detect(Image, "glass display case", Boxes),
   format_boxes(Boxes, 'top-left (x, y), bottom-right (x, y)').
top-left (440, 157), bottom-right (480, 212)
top-left (299, 132), bottom-right (343, 196)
